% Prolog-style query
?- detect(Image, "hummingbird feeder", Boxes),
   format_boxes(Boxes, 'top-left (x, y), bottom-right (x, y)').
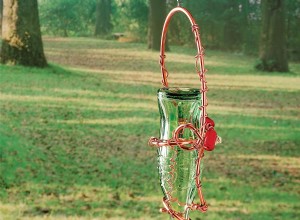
top-left (148, 2), bottom-right (221, 220)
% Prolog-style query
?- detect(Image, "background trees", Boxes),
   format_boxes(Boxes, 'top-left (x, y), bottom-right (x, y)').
top-left (285, 0), bottom-right (300, 62)
top-left (0, 0), bottom-right (3, 37)
top-left (95, 0), bottom-right (112, 37)
top-left (148, 0), bottom-right (167, 50)
top-left (1, 0), bottom-right (47, 67)
top-left (35, 0), bottom-right (300, 65)
top-left (113, 0), bottom-right (148, 41)
top-left (256, 0), bottom-right (288, 72)
top-left (187, 0), bottom-right (260, 53)
top-left (39, 0), bottom-right (96, 37)
top-left (0, 0), bottom-right (299, 69)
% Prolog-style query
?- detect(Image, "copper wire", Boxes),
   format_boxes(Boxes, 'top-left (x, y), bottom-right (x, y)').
top-left (149, 5), bottom-right (213, 220)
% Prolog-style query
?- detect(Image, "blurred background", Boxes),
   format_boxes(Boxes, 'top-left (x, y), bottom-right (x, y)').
top-left (0, 0), bottom-right (299, 219)
top-left (38, 0), bottom-right (300, 60)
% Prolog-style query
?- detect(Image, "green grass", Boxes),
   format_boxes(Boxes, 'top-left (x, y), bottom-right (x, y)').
top-left (0, 37), bottom-right (300, 220)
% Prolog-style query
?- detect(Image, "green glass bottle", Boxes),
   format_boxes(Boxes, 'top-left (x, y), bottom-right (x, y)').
top-left (157, 88), bottom-right (203, 219)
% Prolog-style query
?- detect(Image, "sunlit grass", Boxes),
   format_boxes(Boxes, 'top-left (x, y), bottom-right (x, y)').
top-left (66, 68), bottom-right (300, 91)
top-left (0, 37), bottom-right (299, 219)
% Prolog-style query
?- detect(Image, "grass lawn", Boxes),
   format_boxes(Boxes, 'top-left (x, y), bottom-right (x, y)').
top-left (0, 37), bottom-right (300, 220)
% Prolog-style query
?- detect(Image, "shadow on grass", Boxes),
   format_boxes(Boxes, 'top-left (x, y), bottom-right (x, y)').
top-left (0, 63), bottom-right (81, 77)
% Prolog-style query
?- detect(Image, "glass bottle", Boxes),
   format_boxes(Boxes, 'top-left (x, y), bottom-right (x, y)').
top-left (157, 87), bottom-right (203, 219)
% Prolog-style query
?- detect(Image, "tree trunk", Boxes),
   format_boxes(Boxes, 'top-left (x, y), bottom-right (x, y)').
top-left (0, 0), bottom-right (3, 37)
top-left (256, 0), bottom-right (288, 72)
top-left (223, 1), bottom-right (246, 51)
top-left (95, 0), bottom-right (112, 37)
top-left (147, 6), bottom-right (152, 49)
top-left (148, 0), bottom-right (167, 51)
top-left (0, 0), bottom-right (47, 67)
